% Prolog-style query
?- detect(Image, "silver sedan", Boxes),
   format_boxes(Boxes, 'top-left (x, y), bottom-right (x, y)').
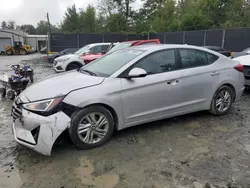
top-left (12, 44), bottom-right (245, 155)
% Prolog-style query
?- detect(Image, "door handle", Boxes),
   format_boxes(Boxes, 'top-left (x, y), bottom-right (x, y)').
top-left (211, 72), bottom-right (220, 76)
top-left (167, 80), bottom-right (179, 85)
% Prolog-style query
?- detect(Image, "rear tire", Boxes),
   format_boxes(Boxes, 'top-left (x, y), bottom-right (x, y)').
top-left (209, 85), bottom-right (234, 116)
top-left (66, 63), bottom-right (81, 71)
top-left (69, 106), bottom-right (115, 149)
top-left (6, 50), bottom-right (13, 55)
top-left (20, 49), bottom-right (27, 55)
top-left (6, 90), bottom-right (15, 100)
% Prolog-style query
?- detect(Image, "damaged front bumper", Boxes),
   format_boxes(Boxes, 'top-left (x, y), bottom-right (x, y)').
top-left (12, 104), bottom-right (70, 156)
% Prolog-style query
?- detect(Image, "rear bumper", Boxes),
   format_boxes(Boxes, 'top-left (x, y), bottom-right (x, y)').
top-left (245, 79), bottom-right (250, 86)
top-left (12, 108), bottom-right (70, 156)
top-left (235, 86), bottom-right (245, 101)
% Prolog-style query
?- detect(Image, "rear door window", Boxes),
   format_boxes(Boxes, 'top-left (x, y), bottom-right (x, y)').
top-left (179, 49), bottom-right (208, 68)
top-left (206, 53), bottom-right (219, 64)
top-left (179, 49), bottom-right (219, 69)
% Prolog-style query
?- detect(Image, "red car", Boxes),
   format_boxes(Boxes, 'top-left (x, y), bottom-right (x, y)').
top-left (80, 39), bottom-right (161, 64)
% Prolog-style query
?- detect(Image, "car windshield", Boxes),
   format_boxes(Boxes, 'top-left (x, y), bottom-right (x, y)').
top-left (107, 42), bottom-right (133, 54)
top-left (60, 49), bottom-right (67, 53)
top-left (74, 45), bottom-right (91, 56)
top-left (80, 49), bottom-right (145, 77)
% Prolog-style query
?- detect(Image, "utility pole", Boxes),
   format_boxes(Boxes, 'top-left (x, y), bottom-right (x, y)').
top-left (46, 13), bottom-right (51, 57)
top-left (46, 13), bottom-right (52, 33)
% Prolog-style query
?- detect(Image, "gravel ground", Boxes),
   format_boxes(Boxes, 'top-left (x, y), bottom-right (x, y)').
top-left (0, 55), bottom-right (250, 188)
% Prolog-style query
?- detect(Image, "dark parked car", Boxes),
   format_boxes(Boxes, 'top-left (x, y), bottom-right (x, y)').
top-left (203, 46), bottom-right (233, 58)
top-left (232, 47), bottom-right (250, 58)
top-left (46, 48), bottom-right (79, 63)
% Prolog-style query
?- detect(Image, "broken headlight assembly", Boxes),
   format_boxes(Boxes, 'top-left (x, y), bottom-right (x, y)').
top-left (22, 96), bottom-right (64, 115)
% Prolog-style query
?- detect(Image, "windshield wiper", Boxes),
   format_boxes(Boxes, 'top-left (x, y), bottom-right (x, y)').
top-left (79, 69), bottom-right (97, 76)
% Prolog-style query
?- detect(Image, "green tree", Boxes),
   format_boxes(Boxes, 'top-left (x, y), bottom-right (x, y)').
top-left (199, 0), bottom-right (244, 28)
top-left (1, 21), bottom-right (7, 29)
top-left (61, 5), bottom-right (80, 32)
top-left (96, 13), bottom-right (108, 32)
top-left (20, 24), bottom-right (36, 34)
top-left (36, 20), bottom-right (60, 34)
top-left (7, 21), bottom-right (15, 29)
top-left (106, 13), bottom-right (128, 32)
top-left (114, 0), bottom-right (135, 20)
top-left (137, 0), bottom-right (179, 32)
top-left (98, 0), bottom-right (119, 18)
top-left (79, 5), bottom-right (97, 33)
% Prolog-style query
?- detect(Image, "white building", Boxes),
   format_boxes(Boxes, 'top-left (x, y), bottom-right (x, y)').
top-left (0, 29), bottom-right (27, 49)
top-left (26, 35), bottom-right (48, 51)
top-left (0, 29), bottom-right (48, 51)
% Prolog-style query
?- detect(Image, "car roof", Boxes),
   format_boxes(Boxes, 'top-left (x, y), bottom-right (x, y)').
top-left (128, 44), bottom-right (208, 50)
top-left (120, 39), bottom-right (159, 43)
top-left (87, 43), bottom-right (111, 47)
top-left (203, 46), bottom-right (225, 50)
top-left (126, 44), bottom-right (225, 56)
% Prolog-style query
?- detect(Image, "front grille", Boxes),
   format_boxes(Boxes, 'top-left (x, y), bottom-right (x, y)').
top-left (243, 65), bottom-right (250, 79)
top-left (12, 99), bottom-right (22, 120)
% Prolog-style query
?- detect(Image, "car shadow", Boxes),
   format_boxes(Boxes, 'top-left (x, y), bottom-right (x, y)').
top-left (51, 110), bottom-right (211, 154)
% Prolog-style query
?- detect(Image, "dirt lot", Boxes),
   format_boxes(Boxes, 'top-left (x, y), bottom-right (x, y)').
top-left (1, 54), bottom-right (250, 188)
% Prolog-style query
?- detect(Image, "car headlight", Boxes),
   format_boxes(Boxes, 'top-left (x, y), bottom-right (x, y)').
top-left (23, 96), bottom-right (64, 112)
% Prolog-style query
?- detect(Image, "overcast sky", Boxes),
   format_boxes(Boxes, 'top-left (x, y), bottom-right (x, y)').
top-left (0, 0), bottom-right (142, 27)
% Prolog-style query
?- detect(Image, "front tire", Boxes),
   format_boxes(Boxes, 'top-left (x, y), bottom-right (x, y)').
top-left (6, 50), bottom-right (13, 55)
top-left (20, 49), bottom-right (27, 55)
top-left (209, 85), bottom-right (234, 116)
top-left (69, 106), bottom-right (115, 149)
top-left (66, 63), bottom-right (81, 71)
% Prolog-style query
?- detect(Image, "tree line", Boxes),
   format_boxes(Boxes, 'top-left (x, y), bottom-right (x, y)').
top-left (1, 20), bottom-right (60, 35)
top-left (1, 0), bottom-right (250, 35)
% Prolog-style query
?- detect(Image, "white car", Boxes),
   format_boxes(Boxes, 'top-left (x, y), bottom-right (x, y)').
top-left (234, 55), bottom-right (250, 86)
top-left (53, 43), bottom-right (111, 72)
top-left (12, 44), bottom-right (245, 155)
top-left (233, 47), bottom-right (250, 58)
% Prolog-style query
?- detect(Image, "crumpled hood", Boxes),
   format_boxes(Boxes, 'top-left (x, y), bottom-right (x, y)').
top-left (21, 71), bottom-right (104, 102)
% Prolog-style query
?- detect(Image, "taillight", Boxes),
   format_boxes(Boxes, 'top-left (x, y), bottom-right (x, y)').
top-left (230, 51), bottom-right (233, 58)
top-left (234, 64), bottom-right (243, 72)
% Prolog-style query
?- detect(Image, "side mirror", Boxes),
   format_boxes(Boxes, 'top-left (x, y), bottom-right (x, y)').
top-left (127, 68), bottom-right (147, 78)
top-left (101, 51), bottom-right (106, 54)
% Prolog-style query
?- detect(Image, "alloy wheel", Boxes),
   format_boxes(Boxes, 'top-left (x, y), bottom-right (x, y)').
top-left (77, 112), bottom-right (109, 144)
top-left (215, 90), bottom-right (231, 112)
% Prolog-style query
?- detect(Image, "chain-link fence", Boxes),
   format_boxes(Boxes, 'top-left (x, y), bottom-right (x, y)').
top-left (49, 28), bottom-right (250, 52)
